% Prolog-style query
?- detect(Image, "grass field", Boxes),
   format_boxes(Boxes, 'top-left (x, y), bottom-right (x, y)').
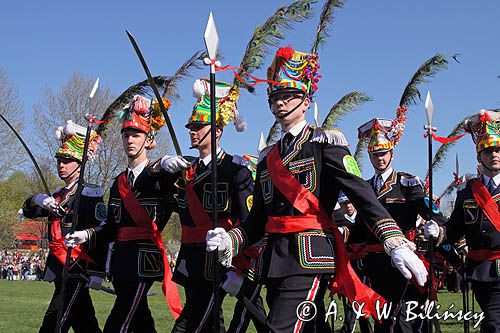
top-left (0, 280), bottom-right (481, 332)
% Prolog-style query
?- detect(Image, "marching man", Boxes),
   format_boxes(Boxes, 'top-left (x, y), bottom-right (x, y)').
top-left (206, 46), bottom-right (428, 332)
top-left (425, 109), bottom-right (500, 332)
top-left (22, 120), bottom-right (106, 333)
top-left (66, 96), bottom-right (181, 332)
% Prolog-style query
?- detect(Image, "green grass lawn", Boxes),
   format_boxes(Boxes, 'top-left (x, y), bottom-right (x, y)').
top-left (0, 280), bottom-right (481, 332)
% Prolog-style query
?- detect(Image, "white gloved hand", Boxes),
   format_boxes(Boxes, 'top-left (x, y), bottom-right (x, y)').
top-left (64, 230), bottom-right (89, 248)
top-left (160, 155), bottom-right (191, 173)
top-left (206, 227), bottom-right (230, 253)
top-left (88, 275), bottom-right (103, 290)
top-left (222, 271), bottom-right (244, 296)
top-left (424, 220), bottom-right (440, 239)
top-left (391, 245), bottom-right (428, 287)
top-left (33, 194), bottom-right (59, 214)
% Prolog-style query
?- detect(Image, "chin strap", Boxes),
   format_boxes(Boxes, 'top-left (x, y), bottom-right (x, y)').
top-left (273, 94), bottom-right (308, 120)
top-left (189, 129), bottom-right (211, 150)
top-left (60, 165), bottom-right (81, 181)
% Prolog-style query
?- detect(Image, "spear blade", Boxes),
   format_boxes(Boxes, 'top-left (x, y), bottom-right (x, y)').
top-left (204, 12), bottom-right (219, 62)
top-left (89, 78), bottom-right (99, 99)
top-left (425, 91), bottom-right (434, 127)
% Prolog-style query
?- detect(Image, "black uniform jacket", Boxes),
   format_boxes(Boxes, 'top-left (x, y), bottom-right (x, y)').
top-left (94, 162), bottom-right (176, 283)
top-left (171, 151), bottom-right (254, 286)
top-left (444, 177), bottom-right (500, 282)
top-left (351, 170), bottom-right (446, 246)
top-left (228, 125), bottom-right (400, 282)
top-left (22, 183), bottom-right (107, 282)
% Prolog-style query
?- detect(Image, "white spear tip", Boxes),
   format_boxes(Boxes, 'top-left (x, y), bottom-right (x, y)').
top-left (89, 78), bottom-right (99, 99)
top-left (424, 91), bottom-right (434, 125)
top-left (204, 12), bottom-right (219, 60)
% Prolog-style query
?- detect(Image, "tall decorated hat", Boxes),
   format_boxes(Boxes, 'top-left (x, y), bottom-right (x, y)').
top-left (464, 109), bottom-right (500, 152)
top-left (121, 95), bottom-right (170, 137)
top-left (358, 106), bottom-right (407, 153)
top-left (55, 120), bottom-right (102, 162)
top-left (186, 78), bottom-right (245, 131)
top-left (266, 46), bottom-right (321, 97)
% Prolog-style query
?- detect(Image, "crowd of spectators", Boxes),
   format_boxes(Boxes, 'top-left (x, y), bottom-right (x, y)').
top-left (0, 249), bottom-right (48, 281)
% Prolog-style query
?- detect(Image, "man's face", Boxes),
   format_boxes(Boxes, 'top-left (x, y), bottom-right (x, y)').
top-left (369, 150), bottom-right (393, 173)
top-left (56, 157), bottom-right (80, 180)
top-left (340, 201), bottom-right (356, 216)
top-left (269, 91), bottom-right (309, 127)
top-left (188, 124), bottom-right (221, 149)
top-left (478, 146), bottom-right (500, 173)
top-left (121, 129), bottom-right (149, 157)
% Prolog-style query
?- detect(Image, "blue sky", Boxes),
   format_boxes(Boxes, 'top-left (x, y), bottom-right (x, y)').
top-left (1, 0), bottom-right (499, 197)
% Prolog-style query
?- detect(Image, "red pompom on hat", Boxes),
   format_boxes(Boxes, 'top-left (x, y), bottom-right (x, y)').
top-left (276, 46), bottom-right (295, 60)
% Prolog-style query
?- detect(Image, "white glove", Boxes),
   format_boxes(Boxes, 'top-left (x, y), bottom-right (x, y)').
top-left (206, 227), bottom-right (230, 253)
top-left (222, 271), bottom-right (244, 296)
top-left (160, 155), bottom-right (191, 173)
top-left (88, 275), bottom-right (103, 290)
top-left (64, 230), bottom-right (89, 248)
top-left (391, 245), bottom-right (428, 287)
top-left (33, 194), bottom-right (59, 214)
top-left (424, 220), bottom-right (440, 239)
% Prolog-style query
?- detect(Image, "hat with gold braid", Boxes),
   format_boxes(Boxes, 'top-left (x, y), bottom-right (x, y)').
top-left (185, 78), bottom-right (246, 131)
top-left (464, 109), bottom-right (500, 152)
top-left (55, 120), bottom-right (102, 162)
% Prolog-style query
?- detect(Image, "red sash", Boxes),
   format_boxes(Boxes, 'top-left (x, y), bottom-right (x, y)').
top-left (49, 188), bottom-right (94, 266)
top-left (266, 145), bottom-right (386, 319)
top-left (468, 249), bottom-right (500, 261)
top-left (117, 172), bottom-right (182, 319)
top-left (471, 179), bottom-right (500, 233)
top-left (182, 167), bottom-right (234, 243)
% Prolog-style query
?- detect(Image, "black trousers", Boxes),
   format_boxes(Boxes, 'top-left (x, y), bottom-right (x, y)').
top-left (172, 280), bottom-right (226, 333)
top-left (103, 280), bottom-right (155, 333)
top-left (265, 274), bottom-right (329, 333)
top-left (227, 280), bottom-right (266, 333)
top-left (39, 279), bottom-right (101, 333)
top-left (471, 280), bottom-right (500, 333)
top-left (365, 253), bottom-right (426, 333)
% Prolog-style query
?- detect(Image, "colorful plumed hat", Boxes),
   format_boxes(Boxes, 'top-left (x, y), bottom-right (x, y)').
top-left (55, 120), bottom-right (102, 162)
top-left (266, 46), bottom-right (321, 97)
top-left (185, 78), bottom-right (246, 131)
top-left (121, 95), bottom-right (171, 137)
top-left (358, 109), bottom-right (407, 154)
top-left (464, 109), bottom-right (500, 152)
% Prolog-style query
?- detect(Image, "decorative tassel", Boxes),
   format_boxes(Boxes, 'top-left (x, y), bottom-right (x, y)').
top-left (234, 114), bottom-right (247, 132)
top-left (193, 79), bottom-right (206, 99)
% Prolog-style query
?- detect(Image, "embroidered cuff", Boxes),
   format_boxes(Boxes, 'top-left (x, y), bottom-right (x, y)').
top-left (227, 227), bottom-right (247, 257)
top-left (373, 218), bottom-right (404, 243)
top-left (86, 228), bottom-right (96, 249)
top-left (454, 237), bottom-right (467, 253)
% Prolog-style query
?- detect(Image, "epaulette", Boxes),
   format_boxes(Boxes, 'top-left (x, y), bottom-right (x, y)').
top-left (82, 184), bottom-right (103, 197)
top-left (398, 172), bottom-right (422, 187)
top-left (310, 127), bottom-right (348, 146)
top-left (258, 145), bottom-right (273, 163)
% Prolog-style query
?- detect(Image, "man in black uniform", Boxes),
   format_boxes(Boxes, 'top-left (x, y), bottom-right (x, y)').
top-left (66, 95), bottom-right (181, 332)
top-left (356, 117), bottom-right (446, 332)
top-left (160, 78), bottom-right (257, 332)
top-left (22, 120), bottom-right (106, 333)
top-left (425, 109), bottom-right (500, 332)
top-left (206, 46), bottom-right (428, 332)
